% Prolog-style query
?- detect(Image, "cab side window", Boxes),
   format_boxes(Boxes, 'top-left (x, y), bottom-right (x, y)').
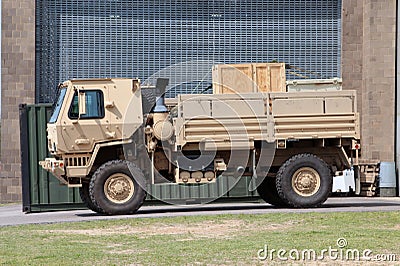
top-left (69, 90), bottom-right (105, 119)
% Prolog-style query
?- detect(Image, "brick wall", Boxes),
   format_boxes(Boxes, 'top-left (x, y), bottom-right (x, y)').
top-left (342, 0), bottom-right (396, 162)
top-left (0, 1), bottom-right (35, 202)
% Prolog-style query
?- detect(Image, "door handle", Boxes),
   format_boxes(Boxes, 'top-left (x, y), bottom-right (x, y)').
top-left (75, 138), bottom-right (90, 145)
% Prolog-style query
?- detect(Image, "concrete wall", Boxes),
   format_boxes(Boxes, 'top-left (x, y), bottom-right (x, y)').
top-left (0, 0), bottom-right (397, 202)
top-left (342, 0), bottom-right (397, 162)
top-left (0, 0), bottom-right (35, 202)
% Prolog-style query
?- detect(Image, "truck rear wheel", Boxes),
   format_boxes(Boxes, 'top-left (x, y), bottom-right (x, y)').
top-left (89, 160), bottom-right (147, 215)
top-left (276, 154), bottom-right (332, 208)
top-left (257, 176), bottom-right (287, 207)
top-left (79, 182), bottom-right (104, 214)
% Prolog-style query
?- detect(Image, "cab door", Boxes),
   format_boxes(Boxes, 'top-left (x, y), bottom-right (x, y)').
top-left (61, 85), bottom-right (111, 153)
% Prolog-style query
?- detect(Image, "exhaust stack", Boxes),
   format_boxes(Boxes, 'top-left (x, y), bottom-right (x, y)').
top-left (152, 78), bottom-right (169, 113)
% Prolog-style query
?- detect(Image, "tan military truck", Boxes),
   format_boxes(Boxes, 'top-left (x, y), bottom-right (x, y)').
top-left (40, 64), bottom-right (360, 215)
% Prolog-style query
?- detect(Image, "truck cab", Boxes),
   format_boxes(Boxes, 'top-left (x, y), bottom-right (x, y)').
top-left (41, 78), bottom-right (143, 183)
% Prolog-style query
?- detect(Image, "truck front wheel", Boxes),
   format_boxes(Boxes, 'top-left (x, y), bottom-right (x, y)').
top-left (79, 182), bottom-right (104, 214)
top-left (89, 160), bottom-right (147, 215)
top-left (276, 154), bottom-right (332, 208)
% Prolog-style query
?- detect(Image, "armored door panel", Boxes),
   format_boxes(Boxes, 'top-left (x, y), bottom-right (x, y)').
top-left (61, 88), bottom-right (110, 153)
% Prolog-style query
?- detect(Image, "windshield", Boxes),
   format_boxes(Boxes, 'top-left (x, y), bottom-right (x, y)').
top-left (49, 87), bottom-right (67, 123)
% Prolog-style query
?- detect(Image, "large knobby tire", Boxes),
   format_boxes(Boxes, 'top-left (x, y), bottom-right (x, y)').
top-left (89, 160), bottom-right (147, 215)
top-left (257, 176), bottom-right (287, 207)
top-left (79, 182), bottom-right (104, 214)
top-left (276, 154), bottom-right (332, 208)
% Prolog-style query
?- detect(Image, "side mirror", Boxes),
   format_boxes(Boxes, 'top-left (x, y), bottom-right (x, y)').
top-left (78, 91), bottom-right (86, 116)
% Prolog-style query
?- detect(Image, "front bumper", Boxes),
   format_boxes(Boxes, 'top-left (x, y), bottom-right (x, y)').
top-left (39, 158), bottom-right (67, 185)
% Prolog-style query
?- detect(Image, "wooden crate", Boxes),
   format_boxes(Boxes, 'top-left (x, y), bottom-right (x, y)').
top-left (358, 162), bottom-right (380, 196)
top-left (212, 63), bottom-right (286, 94)
top-left (360, 184), bottom-right (377, 196)
top-left (359, 164), bottom-right (379, 173)
top-left (360, 190), bottom-right (376, 197)
top-left (359, 164), bottom-right (379, 183)
top-left (361, 183), bottom-right (376, 191)
top-left (360, 172), bottom-right (377, 183)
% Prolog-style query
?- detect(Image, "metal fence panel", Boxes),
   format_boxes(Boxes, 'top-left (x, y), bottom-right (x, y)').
top-left (20, 104), bottom-right (83, 212)
top-left (36, 0), bottom-right (342, 102)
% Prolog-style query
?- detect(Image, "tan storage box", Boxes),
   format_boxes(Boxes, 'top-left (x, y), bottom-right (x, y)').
top-left (286, 78), bottom-right (342, 92)
top-left (212, 63), bottom-right (286, 94)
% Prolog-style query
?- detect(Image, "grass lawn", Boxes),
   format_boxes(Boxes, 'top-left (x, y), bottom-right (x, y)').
top-left (0, 212), bottom-right (399, 265)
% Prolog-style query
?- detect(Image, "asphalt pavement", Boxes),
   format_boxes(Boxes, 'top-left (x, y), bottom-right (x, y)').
top-left (0, 197), bottom-right (399, 227)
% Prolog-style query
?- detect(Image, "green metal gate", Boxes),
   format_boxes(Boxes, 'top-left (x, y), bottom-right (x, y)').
top-left (20, 104), bottom-right (83, 212)
top-left (20, 104), bottom-right (259, 213)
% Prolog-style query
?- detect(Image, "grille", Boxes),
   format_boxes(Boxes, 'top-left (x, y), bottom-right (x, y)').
top-left (64, 155), bottom-right (91, 167)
